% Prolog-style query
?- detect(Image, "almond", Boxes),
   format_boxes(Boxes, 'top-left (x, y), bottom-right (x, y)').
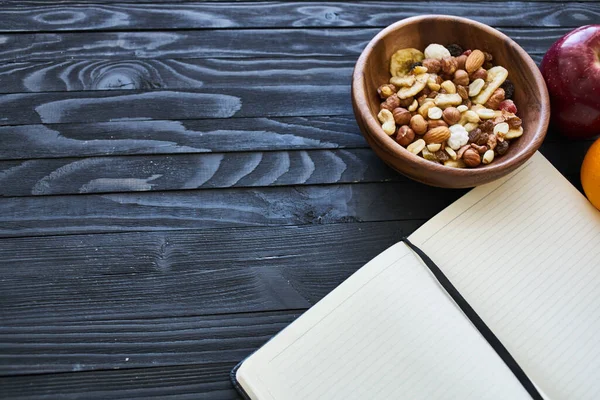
top-left (423, 126), bottom-right (451, 144)
top-left (465, 50), bottom-right (485, 74)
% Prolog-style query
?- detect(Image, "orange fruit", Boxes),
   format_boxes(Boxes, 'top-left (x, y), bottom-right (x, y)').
top-left (581, 138), bottom-right (600, 210)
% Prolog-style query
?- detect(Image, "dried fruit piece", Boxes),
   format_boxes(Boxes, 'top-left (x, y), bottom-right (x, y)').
top-left (495, 140), bottom-right (509, 156)
top-left (499, 99), bottom-right (517, 113)
top-left (504, 126), bottom-right (523, 139)
top-left (473, 66), bottom-right (508, 105)
top-left (479, 120), bottom-right (494, 133)
top-left (501, 79), bottom-right (515, 99)
top-left (397, 73), bottom-right (429, 99)
top-left (390, 75), bottom-right (416, 88)
top-left (390, 48), bottom-right (425, 77)
top-left (422, 147), bottom-right (438, 161)
top-left (444, 159), bottom-right (466, 168)
top-left (445, 44), bottom-right (464, 57)
top-left (424, 44), bottom-right (451, 60)
top-left (434, 93), bottom-right (462, 108)
top-left (465, 50), bottom-right (485, 73)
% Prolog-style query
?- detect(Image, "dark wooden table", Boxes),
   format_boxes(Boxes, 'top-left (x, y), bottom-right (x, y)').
top-left (0, 1), bottom-right (598, 398)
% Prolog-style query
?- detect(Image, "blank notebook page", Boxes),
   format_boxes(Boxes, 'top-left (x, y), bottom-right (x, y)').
top-left (410, 152), bottom-right (600, 400)
top-left (237, 242), bottom-right (532, 400)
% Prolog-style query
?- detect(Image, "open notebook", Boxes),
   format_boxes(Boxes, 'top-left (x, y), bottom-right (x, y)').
top-left (232, 152), bottom-right (600, 400)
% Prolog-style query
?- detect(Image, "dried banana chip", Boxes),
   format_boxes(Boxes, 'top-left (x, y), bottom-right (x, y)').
top-left (472, 66), bottom-right (508, 105)
top-left (390, 75), bottom-right (416, 88)
top-left (390, 48), bottom-right (424, 77)
top-left (504, 126), bottom-right (523, 140)
top-left (397, 73), bottom-right (429, 99)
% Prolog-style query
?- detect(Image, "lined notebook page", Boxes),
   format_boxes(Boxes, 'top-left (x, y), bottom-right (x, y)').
top-left (410, 152), bottom-right (600, 400)
top-left (237, 242), bottom-right (532, 400)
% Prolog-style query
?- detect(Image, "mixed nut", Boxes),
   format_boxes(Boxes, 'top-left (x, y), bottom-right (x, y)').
top-left (377, 43), bottom-right (523, 168)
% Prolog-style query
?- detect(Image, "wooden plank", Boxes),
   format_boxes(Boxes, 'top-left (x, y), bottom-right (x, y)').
top-left (0, 311), bottom-right (300, 376)
top-left (0, 141), bottom-right (583, 197)
top-left (0, 362), bottom-right (242, 399)
top-left (0, 57), bottom-right (355, 93)
top-left (0, 86), bottom-right (351, 126)
top-left (0, 54), bottom-right (544, 94)
top-left (0, 182), bottom-right (459, 237)
top-left (0, 221), bottom-right (421, 374)
top-left (0, 149), bottom-right (400, 196)
top-left (0, 27), bottom-right (565, 62)
top-left (0, 2), bottom-right (596, 32)
top-left (0, 116), bottom-right (366, 160)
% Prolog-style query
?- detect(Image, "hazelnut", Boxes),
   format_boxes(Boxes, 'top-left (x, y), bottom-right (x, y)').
top-left (471, 68), bottom-right (488, 81)
top-left (398, 96), bottom-right (414, 107)
top-left (410, 114), bottom-right (428, 135)
top-left (457, 85), bottom-right (468, 100)
top-left (441, 57), bottom-right (458, 75)
top-left (380, 94), bottom-right (400, 111)
top-left (484, 88), bottom-right (505, 109)
top-left (428, 119), bottom-right (448, 129)
top-left (422, 58), bottom-right (441, 74)
top-left (463, 148), bottom-right (481, 167)
top-left (377, 83), bottom-right (396, 99)
top-left (453, 69), bottom-right (469, 86)
top-left (456, 54), bottom-right (467, 70)
top-left (442, 107), bottom-right (461, 125)
top-left (392, 107), bottom-right (412, 125)
top-left (396, 125), bottom-right (415, 147)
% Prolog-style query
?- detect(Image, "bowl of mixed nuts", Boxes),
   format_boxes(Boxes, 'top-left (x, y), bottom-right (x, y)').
top-left (352, 15), bottom-right (550, 188)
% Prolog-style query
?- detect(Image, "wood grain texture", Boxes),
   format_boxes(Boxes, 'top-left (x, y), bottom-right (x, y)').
top-left (0, 2), bottom-right (596, 32)
top-left (0, 363), bottom-right (242, 399)
top-left (0, 57), bottom-right (355, 93)
top-left (0, 54), bottom-right (544, 94)
top-left (0, 221), bottom-right (421, 373)
top-left (0, 116), bottom-right (365, 160)
top-left (0, 182), bottom-right (460, 237)
top-left (0, 86), bottom-right (350, 126)
top-left (0, 27), bottom-right (566, 62)
top-left (0, 149), bottom-right (400, 196)
top-left (0, 141), bottom-right (582, 197)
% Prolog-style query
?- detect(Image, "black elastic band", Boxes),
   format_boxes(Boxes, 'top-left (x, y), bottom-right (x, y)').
top-left (402, 238), bottom-right (543, 400)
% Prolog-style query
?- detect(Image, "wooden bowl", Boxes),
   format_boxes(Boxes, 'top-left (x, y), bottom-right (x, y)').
top-left (352, 15), bottom-right (550, 188)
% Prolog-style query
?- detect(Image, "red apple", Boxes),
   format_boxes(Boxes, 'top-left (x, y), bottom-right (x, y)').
top-left (540, 25), bottom-right (600, 139)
